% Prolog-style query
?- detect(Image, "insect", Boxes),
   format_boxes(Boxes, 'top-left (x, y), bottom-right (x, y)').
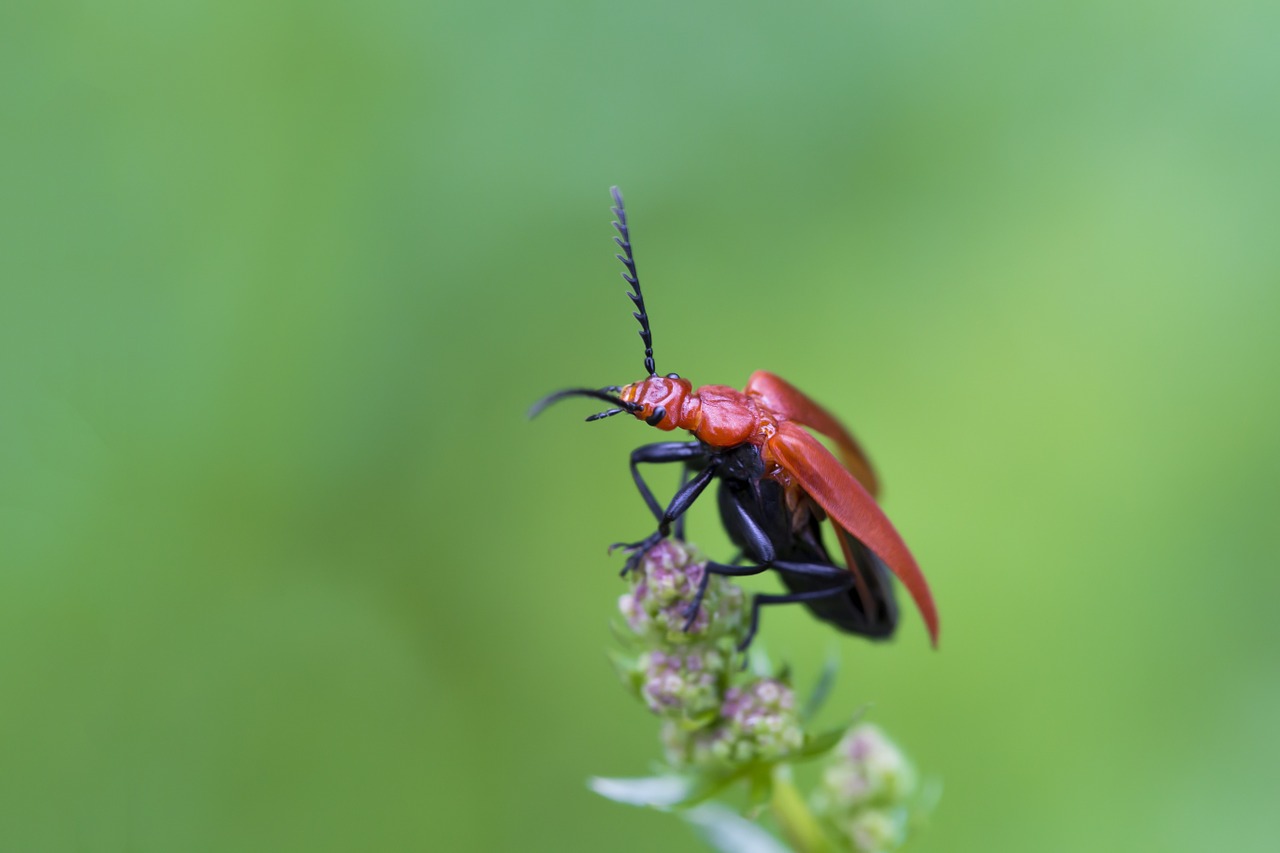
top-left (531, 188), bottom-right (938, 649)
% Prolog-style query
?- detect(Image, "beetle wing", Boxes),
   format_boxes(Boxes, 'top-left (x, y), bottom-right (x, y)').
top-left (768, 421), bottom-right (939, 646)
top-left (747, 370), bottom-right (880, 496)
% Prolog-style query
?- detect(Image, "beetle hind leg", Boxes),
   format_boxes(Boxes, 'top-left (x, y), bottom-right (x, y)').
top-left (738, 570), bottom-right (857, 651)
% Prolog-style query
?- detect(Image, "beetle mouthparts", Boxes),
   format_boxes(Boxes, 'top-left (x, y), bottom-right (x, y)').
top-left (586, 408), bottom-right (628, 422)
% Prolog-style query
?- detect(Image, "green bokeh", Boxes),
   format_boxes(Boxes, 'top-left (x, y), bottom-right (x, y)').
top-left (3, 2), bottom-right (1278, 850)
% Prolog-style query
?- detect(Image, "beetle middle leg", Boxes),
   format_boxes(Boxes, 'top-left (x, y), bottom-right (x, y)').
top-left (688, 558), bottom-right (855, 646)
top-left (737, 572), bottom-right (858, 650)
top-left (685, 488), bottom-right (854, 646)
top-left (673, 462), bottom-right (694, 541)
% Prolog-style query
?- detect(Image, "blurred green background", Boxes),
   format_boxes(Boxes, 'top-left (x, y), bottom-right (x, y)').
top-left (3, 1), bottom-right (1278, 850)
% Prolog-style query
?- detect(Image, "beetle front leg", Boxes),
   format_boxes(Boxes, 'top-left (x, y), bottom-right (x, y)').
top-left (626, 441), bottom-right (708, 522)
top-left (673, 462), bottom-right (693, 540)
top-left (614, 457), bottom-right (720, 576)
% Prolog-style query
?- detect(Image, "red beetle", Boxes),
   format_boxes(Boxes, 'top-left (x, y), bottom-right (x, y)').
top-left (533, 188), bottom-right (938, 648)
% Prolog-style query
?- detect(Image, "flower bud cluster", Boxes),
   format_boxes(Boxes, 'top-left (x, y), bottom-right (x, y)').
top-left (811, 724), bottom-right (917, 852)
top-left (618, 540), bottom-right (803, 771)
top-left (619, 539), bottom-right (745, 644)
top-left (656, 678), bottom-right (807, 770)
top-left (638, 647), bottom-right (727, 725)
top-left (607, 538), bottom-right (932, 850)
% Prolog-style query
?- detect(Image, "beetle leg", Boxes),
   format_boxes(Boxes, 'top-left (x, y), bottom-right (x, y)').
top-left (610, 531), bottom-right (664, 576)
top-left (682, 559), bottom-right (770, 631)
top-left (738, 573), bottom-right (857, 651)
top-left (614, 457), bottom-right (720, 575)
top-left (680, 492), bottom-right (776, 628)
top-left (687, 492), bottom-right (854, 645)
top-left (683, 558), bottom-right (855, 642)
top-left (684, 566), bottom-right (712, 629)
top-left (657, 458), bottom-right (720, 537)
top-left (673, 462), bottom-right (693, 540)
top-left (627, 441), bottom-right (708, 523)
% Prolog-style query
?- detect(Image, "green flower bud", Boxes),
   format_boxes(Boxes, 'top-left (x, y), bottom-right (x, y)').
top-left (844, 808), bottom-right (907, 853)
top-left (819, 724), bottom-right (917, 810)
top-left (811, 724), bottom-right (920, 851)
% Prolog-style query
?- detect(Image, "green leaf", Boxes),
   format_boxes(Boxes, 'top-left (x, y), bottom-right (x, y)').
top-left (745, 766), bottom-right (775, 808)
top-left (589, 769), bottom-right (751, 811)
top-left (606, 650), bottom-right (643, 699)
top-left (800, 650), bottom-right (840, 722)
top-left (747, 645), bottom-right (774, 677)
top-left (791, 727), bottom-right (847, 761)
top-left (674, 768), bottom-right (752, 808)
top-left (909, 776), bottom-right (944, 831)
top-left (588, 775), bottom-right (697, 808)
top-left (682, 803), bottom-right (794, 853)
top-left (607, 619), bottom-right (640, 648)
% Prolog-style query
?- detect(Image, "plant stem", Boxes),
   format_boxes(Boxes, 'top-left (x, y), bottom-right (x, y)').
top-left (769, 765), bottom-right (833, 853)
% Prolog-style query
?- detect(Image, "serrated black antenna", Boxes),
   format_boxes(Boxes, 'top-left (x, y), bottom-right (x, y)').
top-left (610, 186), bottom-right (656, 377)
top-left (527, 387), bottom-right (640, 420)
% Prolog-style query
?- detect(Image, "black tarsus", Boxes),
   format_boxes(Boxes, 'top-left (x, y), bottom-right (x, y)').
top-left (610, 186), bottom-right (656, 377)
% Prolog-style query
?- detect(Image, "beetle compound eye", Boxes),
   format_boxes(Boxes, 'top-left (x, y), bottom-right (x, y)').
top-left (646, 406), bottom-right (666, 426)
top-left (666, 373), bottom-right (680, 380)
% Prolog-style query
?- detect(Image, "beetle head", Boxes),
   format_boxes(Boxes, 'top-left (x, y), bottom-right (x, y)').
top-left (526, 373), bottom-right (693, 428)
top-left (619, 374), bottom-right (692, 430)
